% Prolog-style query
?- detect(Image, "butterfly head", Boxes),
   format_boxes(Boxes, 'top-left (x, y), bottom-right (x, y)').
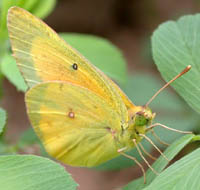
top-left (128, 106), bottom-right (156, 141)
top-left (134, 107), bottom-right (155, 127)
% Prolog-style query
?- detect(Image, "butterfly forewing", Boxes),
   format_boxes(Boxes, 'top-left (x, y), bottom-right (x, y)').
top-left (7, 7), bottom-right (129, 121)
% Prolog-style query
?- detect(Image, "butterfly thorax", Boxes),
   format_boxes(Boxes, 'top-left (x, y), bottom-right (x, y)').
top-left (116, 106), bottom-right (155, 150)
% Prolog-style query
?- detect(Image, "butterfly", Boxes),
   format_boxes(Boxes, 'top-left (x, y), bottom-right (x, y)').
top-left (7, 6), bottom-right (191, 182)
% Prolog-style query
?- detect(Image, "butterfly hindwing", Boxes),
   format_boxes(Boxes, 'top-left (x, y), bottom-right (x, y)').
top-left (25, 81), bottom-right (122, 166)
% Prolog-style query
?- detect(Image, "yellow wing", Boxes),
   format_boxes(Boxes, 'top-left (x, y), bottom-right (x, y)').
top-left (25, 81), bottom-right (122, 167)
top-left (97, 67), bottom-right (135, 110)
top-left (7, 7), bottom-right (136, 116)
top-left (7, 7), bottom-right (134, 120)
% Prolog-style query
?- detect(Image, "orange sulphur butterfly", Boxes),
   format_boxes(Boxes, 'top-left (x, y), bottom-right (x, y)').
top-left (7, 6), bottom-right (191, 180)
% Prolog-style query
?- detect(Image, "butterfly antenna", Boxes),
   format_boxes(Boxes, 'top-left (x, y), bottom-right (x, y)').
top-left (145, 65), bottom-right (191, 107)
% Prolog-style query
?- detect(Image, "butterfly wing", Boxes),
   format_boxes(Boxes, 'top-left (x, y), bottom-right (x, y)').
top-left (26, 81), bottom-right (122, 166)
top-left (97, 67), bottom-right (136, 110)
top-left (7, 6), bottom-right (131, 121)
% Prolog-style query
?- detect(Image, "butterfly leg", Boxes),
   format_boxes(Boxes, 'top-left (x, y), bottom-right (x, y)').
top-left (139, 134), bottom-right (169, 161)
top-left (118, 148), bottom-right (146, 184)
top-left (150, 129), bottom-right (170, 146)
top-left (138, 142), bottom-right (156, 160)
top-left (133, 139), bottom-right (159, 176)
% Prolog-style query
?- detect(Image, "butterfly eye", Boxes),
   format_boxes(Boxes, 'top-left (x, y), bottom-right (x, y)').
top-left (72, 63), bottom-right (78, 70)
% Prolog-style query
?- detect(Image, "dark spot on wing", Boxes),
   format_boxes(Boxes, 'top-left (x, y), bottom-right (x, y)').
top-left (68, 111), bottom-right (75, 119)
top-left (72, 63), bottom-right (78, 70)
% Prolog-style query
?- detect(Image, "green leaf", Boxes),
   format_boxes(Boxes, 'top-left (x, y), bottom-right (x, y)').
top-left (1, 54), bottom-right (28, 92)
top-left (0, 0), bottom-right (18, 32)
top-left (0, 155), bottom-right (78, 190)
top-left (30, 0), bottom-right (57, 19)
top-left (20, 0), bottom-right (38, 11)
top-left (0, 108), bottom-right (7, 134)
top-left (152, 14), bottom-right (200, 114)
top-left (60, 33), bottom-right (127, 85)
top-left (17, 128), bottom-right (49, 157)
top-left (0, 0), bottom-right (56, 39)
top-left (143, 147), bottom-right (200, 190)
top-left (0, 0), bottom-right (56, 30)
top-left (0, 0), bottom-right (28, 32)
top-left (18, 128), bottom-right (39, 146)
top-left (0, 0), bottom-right (56, 64)
top-left (123, 134), bottom-right (195, 190)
